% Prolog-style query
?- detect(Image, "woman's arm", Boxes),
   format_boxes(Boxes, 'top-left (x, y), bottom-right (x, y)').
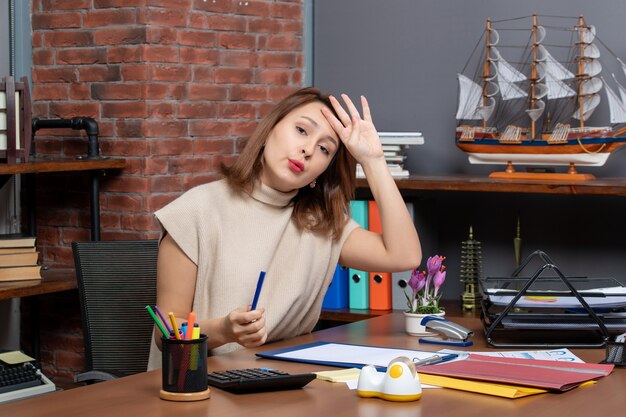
top-left (154, 234), bottom-right (268, 350)
top-left (322, 94), bottom-right (421, 272)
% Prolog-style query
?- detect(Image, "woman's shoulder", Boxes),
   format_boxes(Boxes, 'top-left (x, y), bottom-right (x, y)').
top-left (179, 179), bottom-right (234, 202)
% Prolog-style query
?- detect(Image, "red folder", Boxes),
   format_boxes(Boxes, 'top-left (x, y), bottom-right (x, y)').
top-left (367, 201), bottom-right (391, 310)
top-left (416, 354), bottom-right (614, 392)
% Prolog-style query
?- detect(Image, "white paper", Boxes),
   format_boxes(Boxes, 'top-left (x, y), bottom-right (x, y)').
top-left (437, 347), bottom-right (585, 363)
top-left (486, 286), bottom-right (626, 308)
top-left (276, 343), bottom-right (443, 368)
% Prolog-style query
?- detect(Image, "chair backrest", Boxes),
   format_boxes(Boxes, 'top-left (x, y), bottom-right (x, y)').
top-left (72, 240), bottom-right (159, 375)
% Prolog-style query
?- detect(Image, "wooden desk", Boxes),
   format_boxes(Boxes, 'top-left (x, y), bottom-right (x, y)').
top-left (2, 311), bottom-right (622, 416)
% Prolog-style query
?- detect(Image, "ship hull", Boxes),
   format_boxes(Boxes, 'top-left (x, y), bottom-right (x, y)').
top-left (455, 136), bottom-right (626, 166)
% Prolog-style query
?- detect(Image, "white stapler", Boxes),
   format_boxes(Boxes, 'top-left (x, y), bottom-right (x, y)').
top-left (418, 316), bottom-right (474, 347)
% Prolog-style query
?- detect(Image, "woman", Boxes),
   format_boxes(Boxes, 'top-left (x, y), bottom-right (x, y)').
top-left (147, 88), bottom-right (421, 370)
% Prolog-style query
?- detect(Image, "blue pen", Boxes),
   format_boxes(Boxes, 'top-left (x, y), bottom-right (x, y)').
top-left (251, 271), bottom-right (266, 311)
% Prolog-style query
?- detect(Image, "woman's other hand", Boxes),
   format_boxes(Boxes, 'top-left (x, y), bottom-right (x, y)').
top-left (321, 94), bottom-right (384, 166)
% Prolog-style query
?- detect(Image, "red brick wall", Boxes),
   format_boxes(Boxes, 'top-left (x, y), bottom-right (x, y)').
top-left (28, 0), bottom-right (304, 379)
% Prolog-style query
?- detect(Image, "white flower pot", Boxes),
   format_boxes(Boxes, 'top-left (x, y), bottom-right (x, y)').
top-left (403, 311), bottom-right (446, 336)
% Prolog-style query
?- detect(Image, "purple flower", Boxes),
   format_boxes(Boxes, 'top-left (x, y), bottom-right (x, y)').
top-left (408, 269), bottom-right (426, 292)
top-left (426, 255), bottom-right (444, 275)
top-left (433, 270), bottom-right (446, 297)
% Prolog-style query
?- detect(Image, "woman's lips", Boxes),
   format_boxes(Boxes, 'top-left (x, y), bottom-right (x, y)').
top-left (288, 159), bottom-right (304, 173)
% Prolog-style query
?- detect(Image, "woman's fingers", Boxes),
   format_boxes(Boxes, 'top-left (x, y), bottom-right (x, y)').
top-left (329, 95), bottom-right (352, 127)
top-left (341, 93), bottom-right (361, 121)
top-left (321, 106), bottom-right (348, 139)
top-left (361, 95), bottom-right (372, 122)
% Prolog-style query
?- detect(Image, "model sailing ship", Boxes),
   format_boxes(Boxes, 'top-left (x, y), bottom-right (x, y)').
top-left (455, 15), bottom-right (626, 179)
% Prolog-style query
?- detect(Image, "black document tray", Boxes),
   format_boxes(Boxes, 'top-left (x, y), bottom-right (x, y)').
top-left (480, 250), bottom-right (626, 348)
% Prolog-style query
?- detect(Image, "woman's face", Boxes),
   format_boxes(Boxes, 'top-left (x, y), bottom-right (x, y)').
top-left (259, 101), bottom-right (340, 192)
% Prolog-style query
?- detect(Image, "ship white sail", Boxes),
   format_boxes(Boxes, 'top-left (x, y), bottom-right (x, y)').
top-left (539, 70), bottom-right (576, 99)
top-left (581, 78), bottom-right (603, 95)
top-left (537, 45), bottom-right (575, 80)
top-left (572, 94), bottom-right (601, 121)
top-left (618, 58), bottom-right (626, 81)
top-left (572, 25), bottom-right (602, 121)
top-left (491, 47), bottom-right (528, 100)
top-left (456, 74), bottom-right (495, 120)
top-left (603, 80), bottom-right (626, 124)
top-left (525, 99), bottom-right (545, 122)
top-left (536, 45), bottom-right (576, 99)
top-left (611, 73), bottom-right (626, 105)
top-left (581, 25), bottom-right (596, 43)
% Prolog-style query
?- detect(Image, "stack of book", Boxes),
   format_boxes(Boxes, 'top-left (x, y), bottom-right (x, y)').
top-left (356, 132), bottom-right (424, 178)
top-left (0, 234), bottom-right (41, 281)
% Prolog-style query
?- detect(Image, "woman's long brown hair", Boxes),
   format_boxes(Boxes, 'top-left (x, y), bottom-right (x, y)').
top-left (221, 87), bottom-right (356, 239)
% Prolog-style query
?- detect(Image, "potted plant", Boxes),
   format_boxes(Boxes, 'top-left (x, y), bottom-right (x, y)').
top-left (403, 255), bottom-right (447, 335)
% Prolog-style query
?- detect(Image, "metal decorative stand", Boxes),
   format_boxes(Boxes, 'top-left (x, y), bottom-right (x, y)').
top-left (460, 226), bottom-right (482, 310)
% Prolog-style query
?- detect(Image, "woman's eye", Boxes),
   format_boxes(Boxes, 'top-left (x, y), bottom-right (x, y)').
top-left (319, 145), bottom-right (329, 155)
top-left (296, 126), bottom-right (306, 135)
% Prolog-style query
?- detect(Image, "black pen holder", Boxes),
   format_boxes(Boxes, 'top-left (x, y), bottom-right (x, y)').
top-left (160, 335), bottom-right (211, 401)
top-left (602, 341), bottom-right (626, 366)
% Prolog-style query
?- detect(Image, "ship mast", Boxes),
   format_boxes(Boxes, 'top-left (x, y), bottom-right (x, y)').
top-left (530, 15), bottom-right (538, 139)
top-left (483, 18), bottom-right (492, 131)
top-left (577, 15), bottom-right (585, 130)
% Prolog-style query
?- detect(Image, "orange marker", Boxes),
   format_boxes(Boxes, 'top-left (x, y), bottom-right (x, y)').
top-left (185, 312), bottom-right (196, 340)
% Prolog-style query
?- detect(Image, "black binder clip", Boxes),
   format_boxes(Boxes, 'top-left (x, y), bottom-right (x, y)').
top-left (418, 316), bottom-right (474, 347)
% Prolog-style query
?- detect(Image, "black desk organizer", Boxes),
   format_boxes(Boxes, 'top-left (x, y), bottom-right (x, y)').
top-left (602, 341), bottom-right (626, 366)
top-left (480, 250), bottom-right (626, 348)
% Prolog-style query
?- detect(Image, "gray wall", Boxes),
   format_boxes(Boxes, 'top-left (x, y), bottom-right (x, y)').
top-left (314, 0), bottom-right (626, 299)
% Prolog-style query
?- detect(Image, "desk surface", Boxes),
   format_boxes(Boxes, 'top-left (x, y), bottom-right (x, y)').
top-left (0, 269), bottom-right (77, 300)
top-left (2, 311), bottom-right (622, 417)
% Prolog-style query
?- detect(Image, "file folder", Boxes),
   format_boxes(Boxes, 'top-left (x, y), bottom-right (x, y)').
top-left (392, 270), bottom-right (412, 310)
top-left (416, 353), bottom-right (614, 392)
top-left (369, 272), bottom-right (392, 310)
top-left (348, 200), bottom-right (369, 309)
top-left (349, 200), bottom-right (368, 229)
top-left (349, 269), bottom-right (369, 309)
top-left (322, 265), bottom-right (349, 309)
top-left (368, 201), bottom-right (391, 310)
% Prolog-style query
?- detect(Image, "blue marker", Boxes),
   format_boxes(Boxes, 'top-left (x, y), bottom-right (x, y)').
top-left (251, 271), bottom-right (266, 310)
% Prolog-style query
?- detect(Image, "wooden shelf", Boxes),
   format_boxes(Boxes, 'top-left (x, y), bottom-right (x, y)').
top-left (319, 308), bottom-right (392, 323)
top-left (356, 175), bottom-right (626, 196)
top-left (0, 156), bottom-right (126, 176)
top-left (0, 268), bottom-right (77, 300)
top-left (320, 302), bottom-right (479, 323)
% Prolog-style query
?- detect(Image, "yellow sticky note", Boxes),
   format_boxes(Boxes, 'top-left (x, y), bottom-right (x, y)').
top-left (0, 351), bottom-right (35, 365)
top-left (314, 368), bottom-right (361, 382)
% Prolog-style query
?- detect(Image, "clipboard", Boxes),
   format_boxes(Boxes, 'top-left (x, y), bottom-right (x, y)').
top-left (256, 341), bottom-right (458, 370)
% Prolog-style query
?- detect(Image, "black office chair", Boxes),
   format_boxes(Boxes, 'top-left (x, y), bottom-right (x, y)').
top-left (72, 240), bottom-right (159, 383)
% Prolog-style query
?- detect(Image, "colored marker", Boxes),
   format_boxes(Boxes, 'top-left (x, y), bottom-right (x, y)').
top-left (168, 312), bottom-right (181, 340)
top-left (154, 305), bottom-right (173, 334)
top-left (185, 312), bottom-right (196, 340)
top-left (251, 271), bottom-right (266, 311)
top-left (145, 305), bottom-right (168, 338)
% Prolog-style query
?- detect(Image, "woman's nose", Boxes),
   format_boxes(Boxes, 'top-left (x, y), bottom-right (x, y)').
top-left (301, 144), bottom-right (313, 158)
